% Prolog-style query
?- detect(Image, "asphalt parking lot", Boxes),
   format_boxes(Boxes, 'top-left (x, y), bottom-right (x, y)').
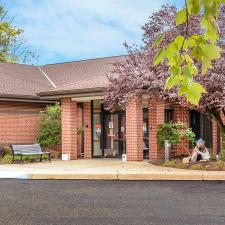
top-left (0, 180), bottom-right (225, 225)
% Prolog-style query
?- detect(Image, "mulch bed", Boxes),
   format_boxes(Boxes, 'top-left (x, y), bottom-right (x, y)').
top-left (150, 156), bottom-right (225, 171)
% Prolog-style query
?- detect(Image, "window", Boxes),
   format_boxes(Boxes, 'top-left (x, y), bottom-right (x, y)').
top-left (165, 109), bottom-right (173, 123)
top-left (93, 100), bottom-right (102, 113)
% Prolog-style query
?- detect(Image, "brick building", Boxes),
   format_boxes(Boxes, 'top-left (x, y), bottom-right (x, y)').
top-left (0, 56), bottom-right (222, 161)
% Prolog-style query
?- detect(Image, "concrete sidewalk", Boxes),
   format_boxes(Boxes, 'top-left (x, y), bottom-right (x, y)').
top-left (0, 159), bottom-right (225, 180)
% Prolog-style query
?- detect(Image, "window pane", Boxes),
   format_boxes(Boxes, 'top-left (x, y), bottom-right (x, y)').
top-left (93, 113), bottom-right (103, 156)
top-left (165, 109), bottom-right (173, 123)
top-left (93, 100), bottom-right (102, 113)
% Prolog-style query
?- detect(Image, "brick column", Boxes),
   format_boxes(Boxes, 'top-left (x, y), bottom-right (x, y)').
top-left (126, 94), bottom-right (143, 161)
top-left (83, 102), bottom-right (92, 158)
top-left (61, 98), bottom-right (78, 160)
top-left (148, 99), bottom-right (165, 161)
top-left (221, 112), bottom-right (225, 152)
top-left (212, 119), bottom-right (218, 156)
top-left (173, 104), bottom-right (189, 156)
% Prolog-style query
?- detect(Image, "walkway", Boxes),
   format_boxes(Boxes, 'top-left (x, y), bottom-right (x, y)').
top-left (0, 159), bottom-right (225, 180)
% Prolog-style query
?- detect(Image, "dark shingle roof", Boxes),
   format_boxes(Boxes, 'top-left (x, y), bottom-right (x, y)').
top-left (0, 62), bottom-right (53, 99)
top-left (0, 55), bottom-right (125, 99)
top-left (39, 55), bottom-right (125, 95)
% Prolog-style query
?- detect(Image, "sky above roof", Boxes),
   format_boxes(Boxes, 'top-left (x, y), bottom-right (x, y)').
top-left (2, 0), bottom-right (181, 65)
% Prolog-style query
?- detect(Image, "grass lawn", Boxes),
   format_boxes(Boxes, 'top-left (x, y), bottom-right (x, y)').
top-left (0, 154), bottom-right (50, 164)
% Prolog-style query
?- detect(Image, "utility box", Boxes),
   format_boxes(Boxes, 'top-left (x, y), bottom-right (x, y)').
top-left (62, 154), bottom-right (70, 161)
top-left (122, 154), bottom-right (127, 161)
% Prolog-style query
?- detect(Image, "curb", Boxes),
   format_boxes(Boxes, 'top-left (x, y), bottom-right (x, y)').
top-left (24, 172), bottom-right (225, 180)
top-left (29, 173), bottom-right (118, 180)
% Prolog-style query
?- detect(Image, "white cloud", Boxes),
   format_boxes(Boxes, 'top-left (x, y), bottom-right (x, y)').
top-left (4, 0), bottom-right (168, 64)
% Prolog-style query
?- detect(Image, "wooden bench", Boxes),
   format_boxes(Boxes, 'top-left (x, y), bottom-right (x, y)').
top-left (11, 144), bottom-right (51, 164)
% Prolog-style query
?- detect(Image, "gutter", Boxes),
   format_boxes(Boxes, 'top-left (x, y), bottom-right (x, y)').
top-left (0, 93), bottom-right (56, 103)
top-left (38, 87), bottom-right (105, 100)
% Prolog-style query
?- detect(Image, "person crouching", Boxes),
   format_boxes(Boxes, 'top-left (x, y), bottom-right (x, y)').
top-left (183, 139), bottom-right (210, 163)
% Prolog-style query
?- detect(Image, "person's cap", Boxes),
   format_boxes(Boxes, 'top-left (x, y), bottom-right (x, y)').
top-left (197, 139), bottom-right (205, 144)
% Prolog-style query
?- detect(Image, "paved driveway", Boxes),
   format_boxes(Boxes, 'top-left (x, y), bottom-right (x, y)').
top-left (0, 180), bottom-right (225, 225)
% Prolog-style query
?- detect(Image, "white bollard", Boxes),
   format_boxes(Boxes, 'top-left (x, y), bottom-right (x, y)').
top-left (165, 140), bottom-right (171, 161)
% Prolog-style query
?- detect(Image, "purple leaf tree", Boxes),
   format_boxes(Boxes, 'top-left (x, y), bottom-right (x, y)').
top-left (104, 5), bottom-right (225, 155)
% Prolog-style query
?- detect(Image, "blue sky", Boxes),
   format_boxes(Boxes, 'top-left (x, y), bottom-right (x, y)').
top-left (2, 0), bottom-right (181, 65)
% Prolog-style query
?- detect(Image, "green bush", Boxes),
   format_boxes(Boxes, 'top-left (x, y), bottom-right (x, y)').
top-left (0, 155), bottom-right (13, 164)
top-left (157, 122), bottom-right (195, 148)
top-left (0, 145), bottom-right (12, 158)
top-left (176, 162), bottom-right (189, 169)
top-left (206, 161), bottom-right (225, 171)
top-left (190, 164), bottom-right (204, 170)
top-left (50, 150), bottom-right (61, 159)
top-left (219, 150), bottom-right (225, 161)
top-left (162, 160), bottom-right (177, 167)
top-left (43, 148), bottom-right (61, 159)
top-left (38, 104), bottom-right (61, 148)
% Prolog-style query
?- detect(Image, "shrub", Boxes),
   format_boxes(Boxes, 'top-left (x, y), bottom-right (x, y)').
top-left (38, 104), bottom-right (61, 148)
top-left (0, 145), bottom-right (12, 158)
top-left (157, 122), bottom-right (195, 149)
top-left (190, 164), bottom-right (204, 170)
top-left (210, 155), bottom-right (217, 161)
top-left (162, 159), bottom-right (177, 167)
top-left (43, 148), bottom-right (61, 159)
top-left (206, 161), bottom-right (225, 171)
top-left (176, 162), bottom-right (189, 169)
top-left (219, 151), bottom-right (225, 161)
top-left (50, 151), bottom-right (61, 159)
top-left (0, 155), bottom-right (13, 164)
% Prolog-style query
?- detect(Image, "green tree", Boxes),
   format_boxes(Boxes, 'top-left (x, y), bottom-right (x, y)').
top-left (0, 3), bottom-right (37, 63)
top-left (154, 0), bottom-right (225, 105)
top-left (38, 104), bottom-right (61, 148)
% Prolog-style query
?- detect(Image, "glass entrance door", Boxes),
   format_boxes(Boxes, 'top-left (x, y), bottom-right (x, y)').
top-left (103, 113), bottom-right (125, 158)
top-left (104, 114), bottom-right (119, 157)
top-left (118, 113), bottom-right (126, 155)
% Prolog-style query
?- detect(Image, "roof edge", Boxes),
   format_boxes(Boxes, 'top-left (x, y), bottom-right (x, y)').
top-left (0, 94), bottom-right (56, 103)
top-left (38, 87), bottom-right (105, 97)
top-left (40, 54), bottom-right (126, 67)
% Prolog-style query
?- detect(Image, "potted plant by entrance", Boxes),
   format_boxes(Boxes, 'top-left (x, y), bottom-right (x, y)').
top-left (157, 123), bottom-right (195, 161)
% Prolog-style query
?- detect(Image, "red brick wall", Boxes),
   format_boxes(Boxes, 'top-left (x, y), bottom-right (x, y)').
top-left (148, 99), bottom-right (165, 161)
top-left (61, 98), bottom-right (78, 160)
top-left (212, 119), bottom-right (218, 156)
top-left (221, 112), bottom-right (225, 125)
top-left (126, 94), bottom-right (143, 161)
top-left (0, 101), bottom-right (47, 144)
top-left (83, 102), bottom-right (92, 158)
top-left (173, 104), bottom-right (189, 156)
top-left (221, 112), bottom-right (225, 151)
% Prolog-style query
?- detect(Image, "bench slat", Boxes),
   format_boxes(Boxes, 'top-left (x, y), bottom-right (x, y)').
top-left (12, 144), bottom-right (42, 154)
top-left (11, 144), bottom-right (51, 163)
